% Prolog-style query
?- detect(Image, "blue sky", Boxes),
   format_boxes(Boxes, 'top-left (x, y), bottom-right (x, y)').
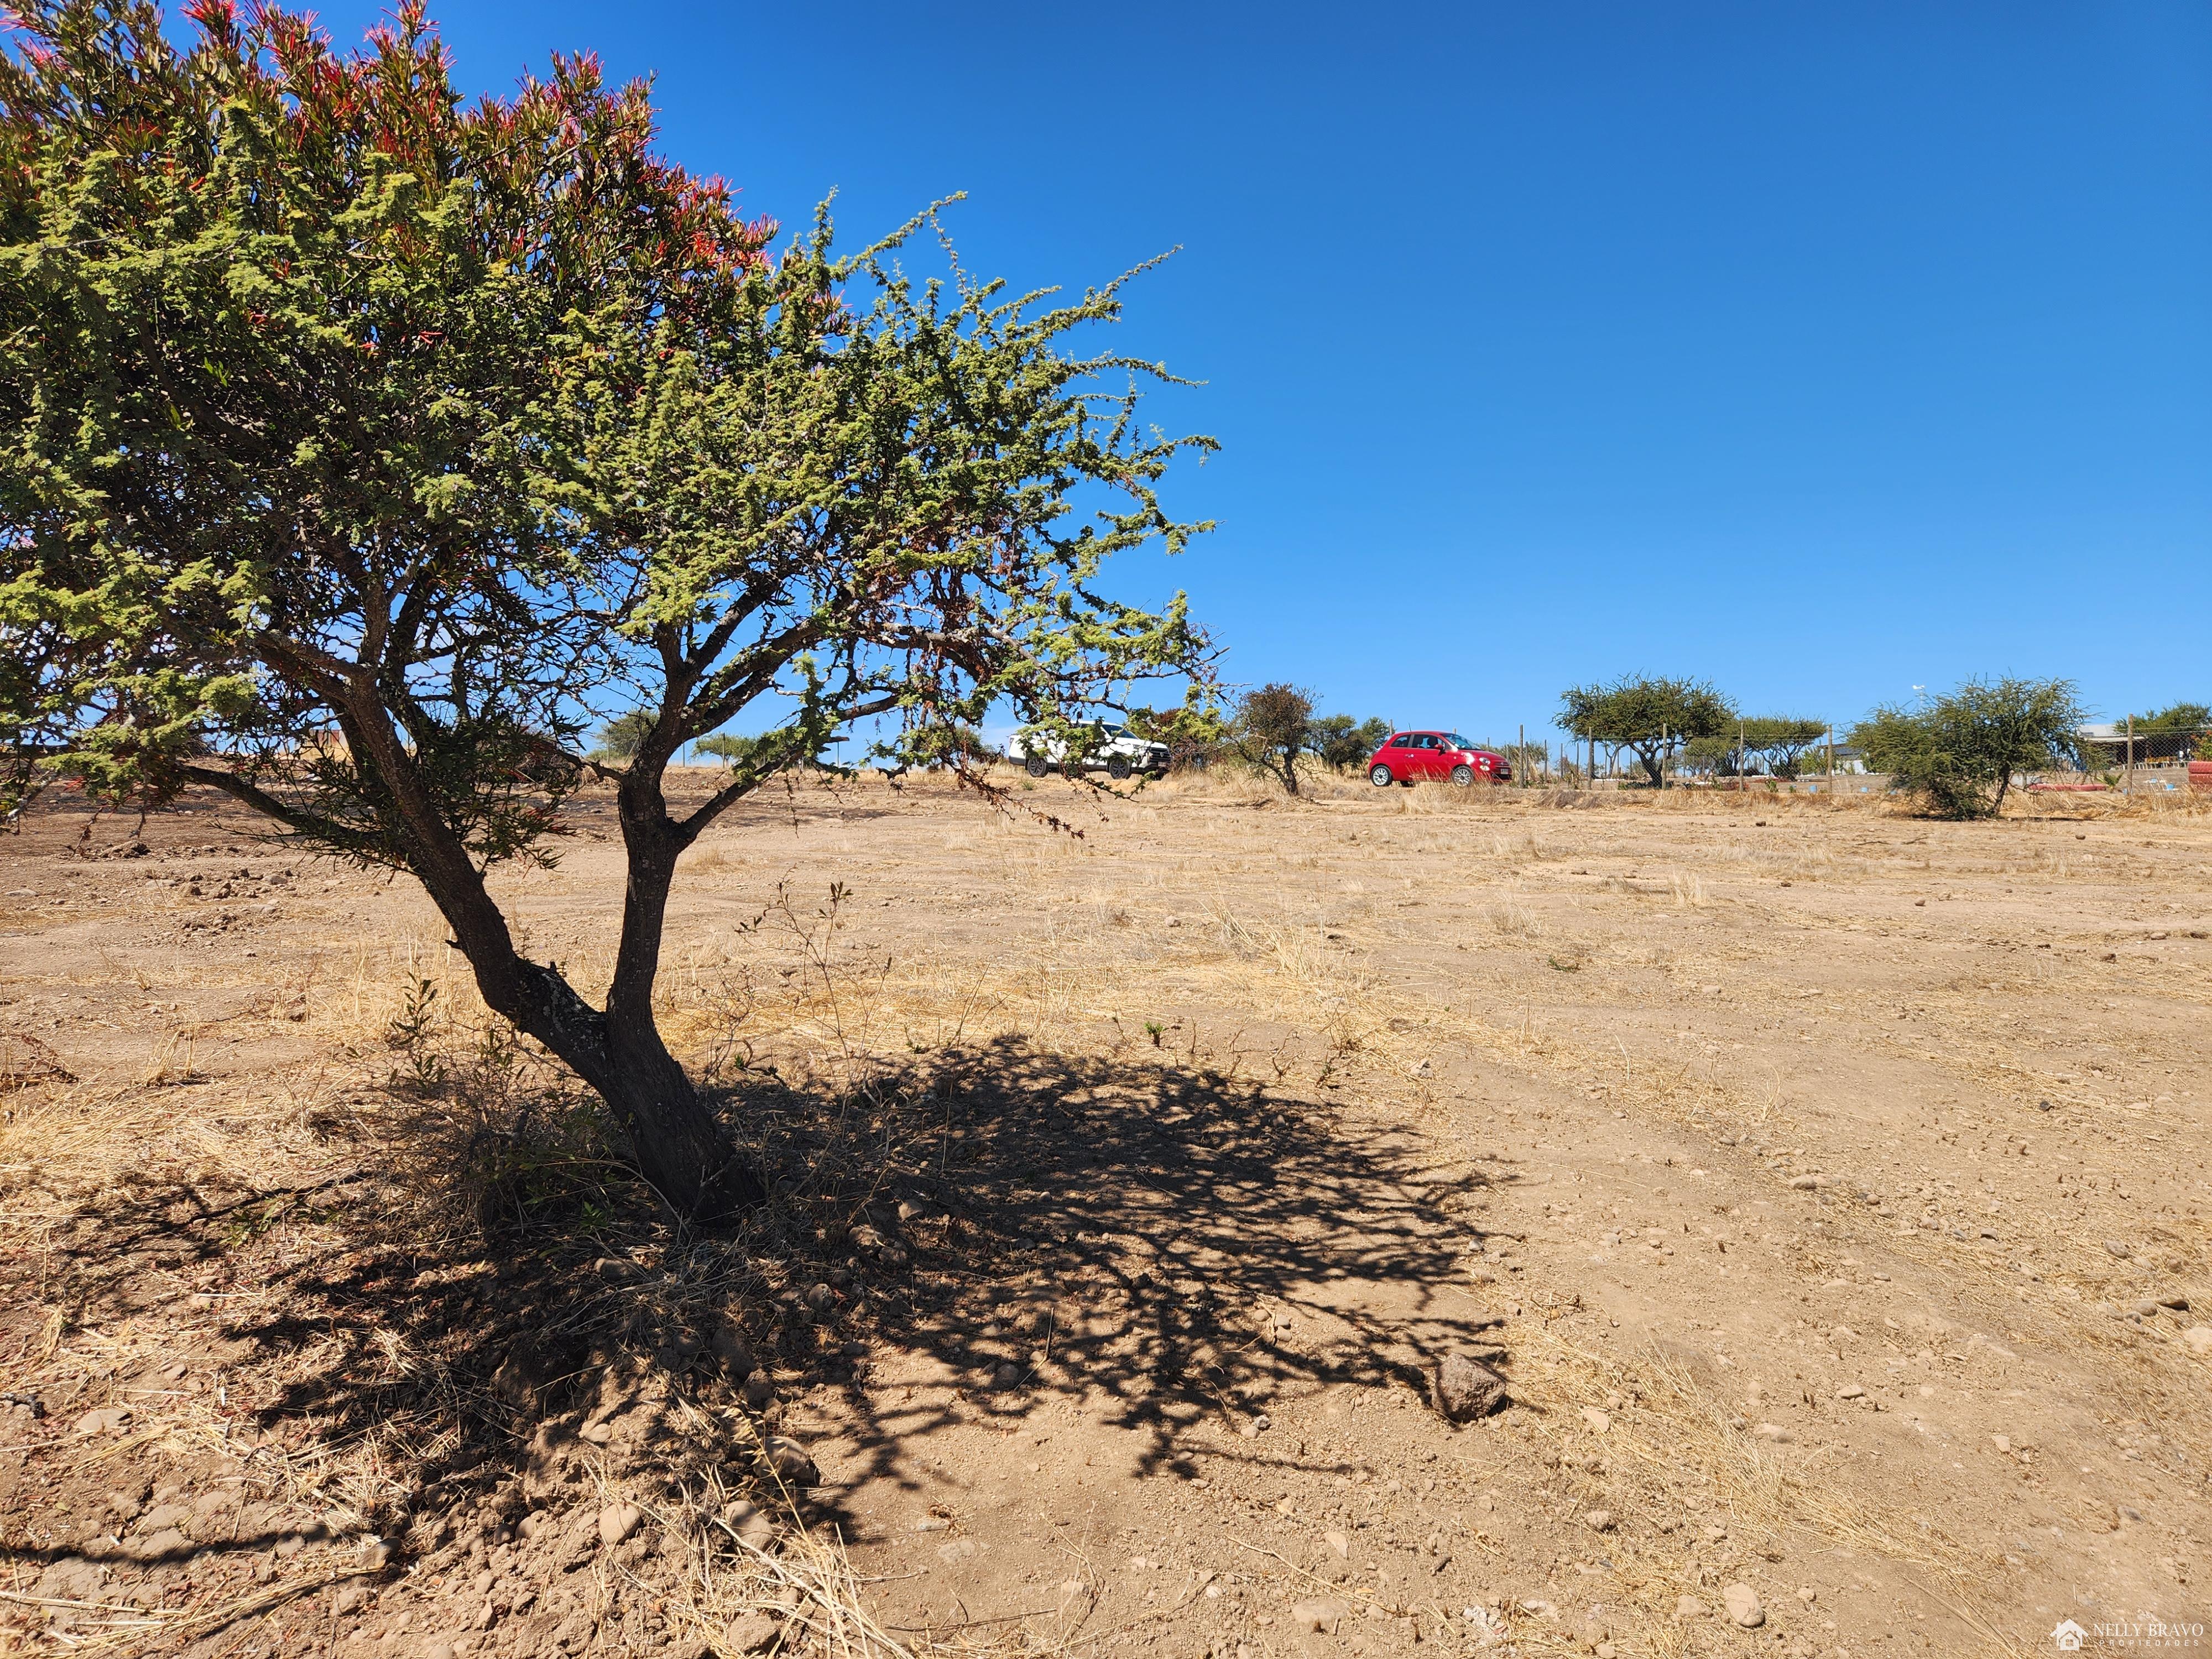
top-left (335, 1), bottom-right (2208, 744)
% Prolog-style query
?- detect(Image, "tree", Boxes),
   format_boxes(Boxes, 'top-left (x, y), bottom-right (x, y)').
top-left (2132, 702), bottom-right (2210, 733)
top-left (1558, 675), bottom-right (1733, 786)
top-left (592, 712), bottom-right (657, 764)
top-left (1310, 714), bottom-right (1389, 773)
top-left (1850, 678), bottom-right (2085, 818)
top-left (1738, 716), bottom-right (1830, 780)
top-left (1678, 734), bottom-right (1738, 779)
top-left (1233, 684), bottom-right (1313, 794)
top-left (0, 1), bottom-right (1212, 1221)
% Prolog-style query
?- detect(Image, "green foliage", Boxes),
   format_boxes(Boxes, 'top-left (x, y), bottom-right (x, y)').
top-left (1311, 714), bottom-right (1390, 773)
top-left (0, 0), bottom-right (1215, 1220)
top-left (1128, 700), bottom-right (1228, 771)
top-left (1558, 675), bottom-right (1734, 786)
top-left (1233, 683), bottom-right (1314, 795)
top-left (1738, 716), bottom-right (1830, 779)
top-left (1850, 677), bottom-right (2086, 818)
top-left (591, 711), bottom-right (657, 764)
top-left (693, 732), bottom-right (764, 767)
top-left (1678, 734), bottom-right (1738, 778)
top-left (2132, 702), bottom-right (2210, 734)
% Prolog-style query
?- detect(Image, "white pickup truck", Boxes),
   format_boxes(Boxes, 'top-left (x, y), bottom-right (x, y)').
top-left (1005, 722), bottom-right (1171, 780)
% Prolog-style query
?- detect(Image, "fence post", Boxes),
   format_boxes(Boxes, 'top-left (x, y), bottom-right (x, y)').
top-left (2126, 714), bottom-right (2135, 799)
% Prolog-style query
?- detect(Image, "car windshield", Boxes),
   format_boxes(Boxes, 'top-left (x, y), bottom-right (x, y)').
top-left (1446, 734), bottom-right (1475, 750)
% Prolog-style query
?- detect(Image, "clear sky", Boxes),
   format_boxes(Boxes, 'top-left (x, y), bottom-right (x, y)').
top-left (330, 1), bottom-right (2209, 744)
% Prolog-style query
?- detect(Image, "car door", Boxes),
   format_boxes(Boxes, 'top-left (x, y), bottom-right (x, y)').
top-left (1405, 733), bottom-right (1443, 779)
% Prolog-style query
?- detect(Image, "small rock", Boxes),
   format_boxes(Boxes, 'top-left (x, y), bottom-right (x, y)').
top-left (896, 1199), bottom-right (925, 1223)
top-left (1292, 1599), bottom-right (1348, 1634)
top-left (1788, 1175), bottom-right (1818, 1190)
top-left (1579, 1406), bottom-right (1611, 1434)
top-left (993, 1362), bottom-right (1022, 1389)
top-left (742, 1373), bottom-right (776, 1410)
top-left (1991, 1434), bottom-right (2011, 1454)
top-left (333, 1583), bottom-right (368, 1615)
top-left (1323, 1530), bottom-right (1350, 1559)
top-left (1675, 1594), bottom-right (1709, 1620)
top-left (764, 1436), bottom-right (820, 1487)
top-left (1583, 1509), bottom-right (1614, 1531)
top-left (2182, 1326), bottom-right (2212, 1356)
top-left (724, 1613), bottom-right (782, 1654)
top-left (1165, 915), bottom-right (1182, 928)
top-left (1722, 1583), bottom-right (1765, 1628)
top-left (597, 1503), bottom-right (642, 1548)
top-left (1836, 1385), bottom-right (1865, 1400)
top-left (936, 1538), bottom-right (979, 1563)
top-left (2104, 1240), bottom-right (2132, 1259)
top-left (1434, 1353), bottom-right (1508, 1421)
top-left (803, 1282), bottom-right (836, 1314)
top-left (724, 1501), bottom-right (775, 1547)
top-left (74, 1406), bottom-right (132, 1437)
top-left (1753, 1423), bottom-right (1792, 1442)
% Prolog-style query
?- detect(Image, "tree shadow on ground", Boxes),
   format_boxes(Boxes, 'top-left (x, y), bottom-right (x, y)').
top-left (735, 1034), bottom-right (1522, 1520)
top-left (2, 1033), bottom-right (1522, 1599)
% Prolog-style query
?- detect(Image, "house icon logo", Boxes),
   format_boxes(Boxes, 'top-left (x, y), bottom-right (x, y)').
top-left (2052, 1619), bottom-right (2086, 1651)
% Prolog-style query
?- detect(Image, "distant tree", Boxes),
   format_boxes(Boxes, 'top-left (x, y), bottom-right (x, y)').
top-left (1850, 678), bottom-right (2086, 818)
top-left (693, 732), bottom-right (765, 768)
top-left (1234, 684), bottom-right (1315, 795)
top-left (1129, 701), bottom-right (1229, 773)
top-left (1678, 734), bottom-right (1738, 779)
top-left (2131, 702), bottom-right (2210, 733)
top-left (1739, 716), bottom-right (1830, 780)
top-left (592, 712), bottom-right (657, 763)
top-left (1558, 676), bottom-right (1734, 787)
top-left (1310, 714), bottom-right (1391, 773)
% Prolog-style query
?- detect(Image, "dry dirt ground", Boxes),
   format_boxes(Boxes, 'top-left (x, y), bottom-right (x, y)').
top-left (2, 771), bottom-right (2209, 1659)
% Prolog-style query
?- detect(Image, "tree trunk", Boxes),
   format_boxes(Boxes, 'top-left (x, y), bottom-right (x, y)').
top-left (597, 768), bottom-right (763, 1222)
top-left (1280, 748), bottom-right (1300, 796)
top-left (598, 1013), bottom-right (764, 1222)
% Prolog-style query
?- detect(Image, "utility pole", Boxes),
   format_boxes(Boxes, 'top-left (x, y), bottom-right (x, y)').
top-left (1826, 724), bottom-right (1835, 782)
top-left (1518, 723), bottom-right (1525, 788)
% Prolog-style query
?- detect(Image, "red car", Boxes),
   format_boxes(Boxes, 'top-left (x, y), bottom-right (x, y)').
top-left (1366, 731), bottom-right (1511, 787)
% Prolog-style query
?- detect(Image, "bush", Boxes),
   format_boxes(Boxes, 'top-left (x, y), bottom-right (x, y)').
top-left (1850, 678), bottom-right (2086, 818)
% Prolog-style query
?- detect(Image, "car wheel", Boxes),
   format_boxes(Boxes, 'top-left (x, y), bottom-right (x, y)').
top-left (1449, 763), bottom-right (1474, 787)
top-left (1024, 754), bottom-right (1048, 778)
top-left (1108, 755), bottom-right (1132, 780)
top-left (1369, 764), bottom-right (1394, 787)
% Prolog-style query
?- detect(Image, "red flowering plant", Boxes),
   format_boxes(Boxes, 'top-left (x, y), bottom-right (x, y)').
top-left (0, 1), bottom-right (1213, 1220)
